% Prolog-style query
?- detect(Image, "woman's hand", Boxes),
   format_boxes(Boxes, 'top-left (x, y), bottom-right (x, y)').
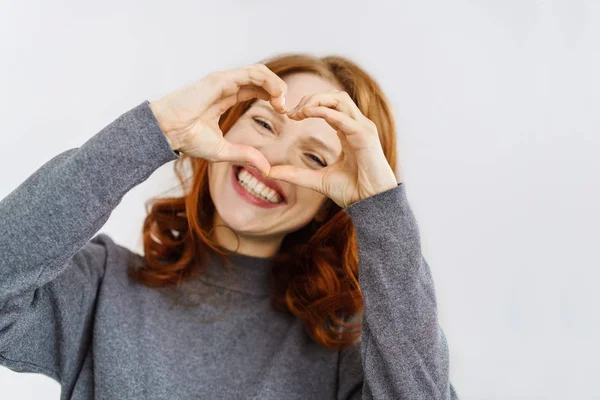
top-left (148, 64), bottom-right (288, 177)
top-left (267, 90), bottom-right (399, 209)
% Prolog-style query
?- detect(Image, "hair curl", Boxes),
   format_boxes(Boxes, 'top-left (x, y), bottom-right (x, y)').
top-left (127, 53), bottom-right (398, 350)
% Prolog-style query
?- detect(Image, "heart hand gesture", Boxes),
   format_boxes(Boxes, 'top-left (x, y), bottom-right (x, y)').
top-left (267, 90), bottom-right (398, 209)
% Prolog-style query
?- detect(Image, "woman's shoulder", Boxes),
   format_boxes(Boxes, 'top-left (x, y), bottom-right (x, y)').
top-left (83, 232), bottom-right (141, 287)
top-left (87, 232), bottom-right (135, 267)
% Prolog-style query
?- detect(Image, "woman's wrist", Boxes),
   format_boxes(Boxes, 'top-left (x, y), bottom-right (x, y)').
top-left (148, 100), bottom-right (184, 152)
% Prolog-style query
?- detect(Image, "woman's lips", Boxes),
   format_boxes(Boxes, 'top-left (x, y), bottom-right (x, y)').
top-left (232, 164), bottom-right (287, 201)
top-left (231, 166), bottom-right (287, 208)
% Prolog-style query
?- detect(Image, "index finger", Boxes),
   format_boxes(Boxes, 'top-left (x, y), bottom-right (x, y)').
top-left (225, 64), bottom-right (287, 113)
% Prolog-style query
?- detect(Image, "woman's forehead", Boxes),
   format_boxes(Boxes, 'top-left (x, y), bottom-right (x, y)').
top-left (281, 72), bottom-right (342, 106)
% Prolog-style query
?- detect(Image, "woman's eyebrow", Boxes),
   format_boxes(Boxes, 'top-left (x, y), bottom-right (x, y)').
top-left (303, 136), bottom-right (338, 160)
top-left (254, 103), bottom-right (286, 123)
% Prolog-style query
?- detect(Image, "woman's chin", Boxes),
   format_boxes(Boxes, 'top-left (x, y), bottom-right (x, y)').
top-left (214, 204), bottom-right (262, 232)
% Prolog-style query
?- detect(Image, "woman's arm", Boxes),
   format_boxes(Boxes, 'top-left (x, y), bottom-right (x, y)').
top-left (337, 183), bottom-right (459, 399)
top-left (0, 101), bottom-right (180, 381)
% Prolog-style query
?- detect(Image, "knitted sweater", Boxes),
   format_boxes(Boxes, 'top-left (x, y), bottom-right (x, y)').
top-left (0, 100), bottom-right (458, 399)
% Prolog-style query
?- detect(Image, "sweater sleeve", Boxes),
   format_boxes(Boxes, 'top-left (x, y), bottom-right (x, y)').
top-left (0, 100), bottom-right (180, 382)
top-left (337, 183), bottom-right (459, 400)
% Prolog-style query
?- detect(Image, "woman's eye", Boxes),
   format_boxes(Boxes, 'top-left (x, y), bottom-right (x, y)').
top-left (307, 154), bottom-right (327, 168)
top-left (253, 117), bottom-right (273, 132)
top-left (253, 117), bottom-right (325, 167)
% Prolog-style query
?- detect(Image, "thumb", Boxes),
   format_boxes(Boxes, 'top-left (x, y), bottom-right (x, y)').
top-left (217, 140), bottom-right (271, 177)
top-left (267, 165), bottom-right (323, 193)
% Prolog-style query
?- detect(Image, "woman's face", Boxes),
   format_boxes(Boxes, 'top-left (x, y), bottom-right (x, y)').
top-left (208, 72), bottom-right (343, 253)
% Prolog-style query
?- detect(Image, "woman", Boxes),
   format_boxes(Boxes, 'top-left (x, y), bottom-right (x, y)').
top-left (0, 53), bottom-right (458, 399)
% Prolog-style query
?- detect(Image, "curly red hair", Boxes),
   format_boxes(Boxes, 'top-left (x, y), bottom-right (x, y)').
top-left (127, 53), bottom-right (398, 350)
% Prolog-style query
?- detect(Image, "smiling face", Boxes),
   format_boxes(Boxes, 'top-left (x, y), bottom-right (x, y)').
top-left (207, 72), bottom-right (343, 256)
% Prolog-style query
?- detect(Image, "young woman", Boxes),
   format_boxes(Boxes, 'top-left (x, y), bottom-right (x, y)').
top-left (0, 53), bottom-right (459, 399)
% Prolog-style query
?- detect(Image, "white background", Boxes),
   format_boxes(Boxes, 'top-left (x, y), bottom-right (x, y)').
top-left (1, 0), bottom-right (598, 399)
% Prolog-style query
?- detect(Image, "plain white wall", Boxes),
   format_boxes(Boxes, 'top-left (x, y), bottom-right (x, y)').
top-left (1, 0), bottom-right (598, 399)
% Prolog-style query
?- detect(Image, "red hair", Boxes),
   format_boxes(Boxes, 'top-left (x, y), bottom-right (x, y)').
top-left (128, 53), bottom-right (398, 350)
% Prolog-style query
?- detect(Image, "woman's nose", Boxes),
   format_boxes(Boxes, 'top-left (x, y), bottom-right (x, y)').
top-left (257, 143), bottom-right (292, 167)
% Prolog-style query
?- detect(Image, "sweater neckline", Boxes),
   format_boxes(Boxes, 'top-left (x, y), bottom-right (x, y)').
top-left (194, 246), bottom-right (275, 297)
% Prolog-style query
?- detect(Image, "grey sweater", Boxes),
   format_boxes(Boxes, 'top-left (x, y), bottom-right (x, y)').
top-left (0, 100), bottom-right (458, 399)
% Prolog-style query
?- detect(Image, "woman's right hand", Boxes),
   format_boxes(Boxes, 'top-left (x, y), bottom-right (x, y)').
top-left (148, 64), bottom-right (288, 177)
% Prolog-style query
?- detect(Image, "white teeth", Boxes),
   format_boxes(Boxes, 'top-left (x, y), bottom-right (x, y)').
top-left (255, 182), bottom-right (266, 192)
top-left (260, 186), bottom-right (271, 198)
top-left (237, 168), bottom-right (282, 203)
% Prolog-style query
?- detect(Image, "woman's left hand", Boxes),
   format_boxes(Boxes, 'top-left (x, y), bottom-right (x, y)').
top-left (266, 90), bottom-right (399, 209)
